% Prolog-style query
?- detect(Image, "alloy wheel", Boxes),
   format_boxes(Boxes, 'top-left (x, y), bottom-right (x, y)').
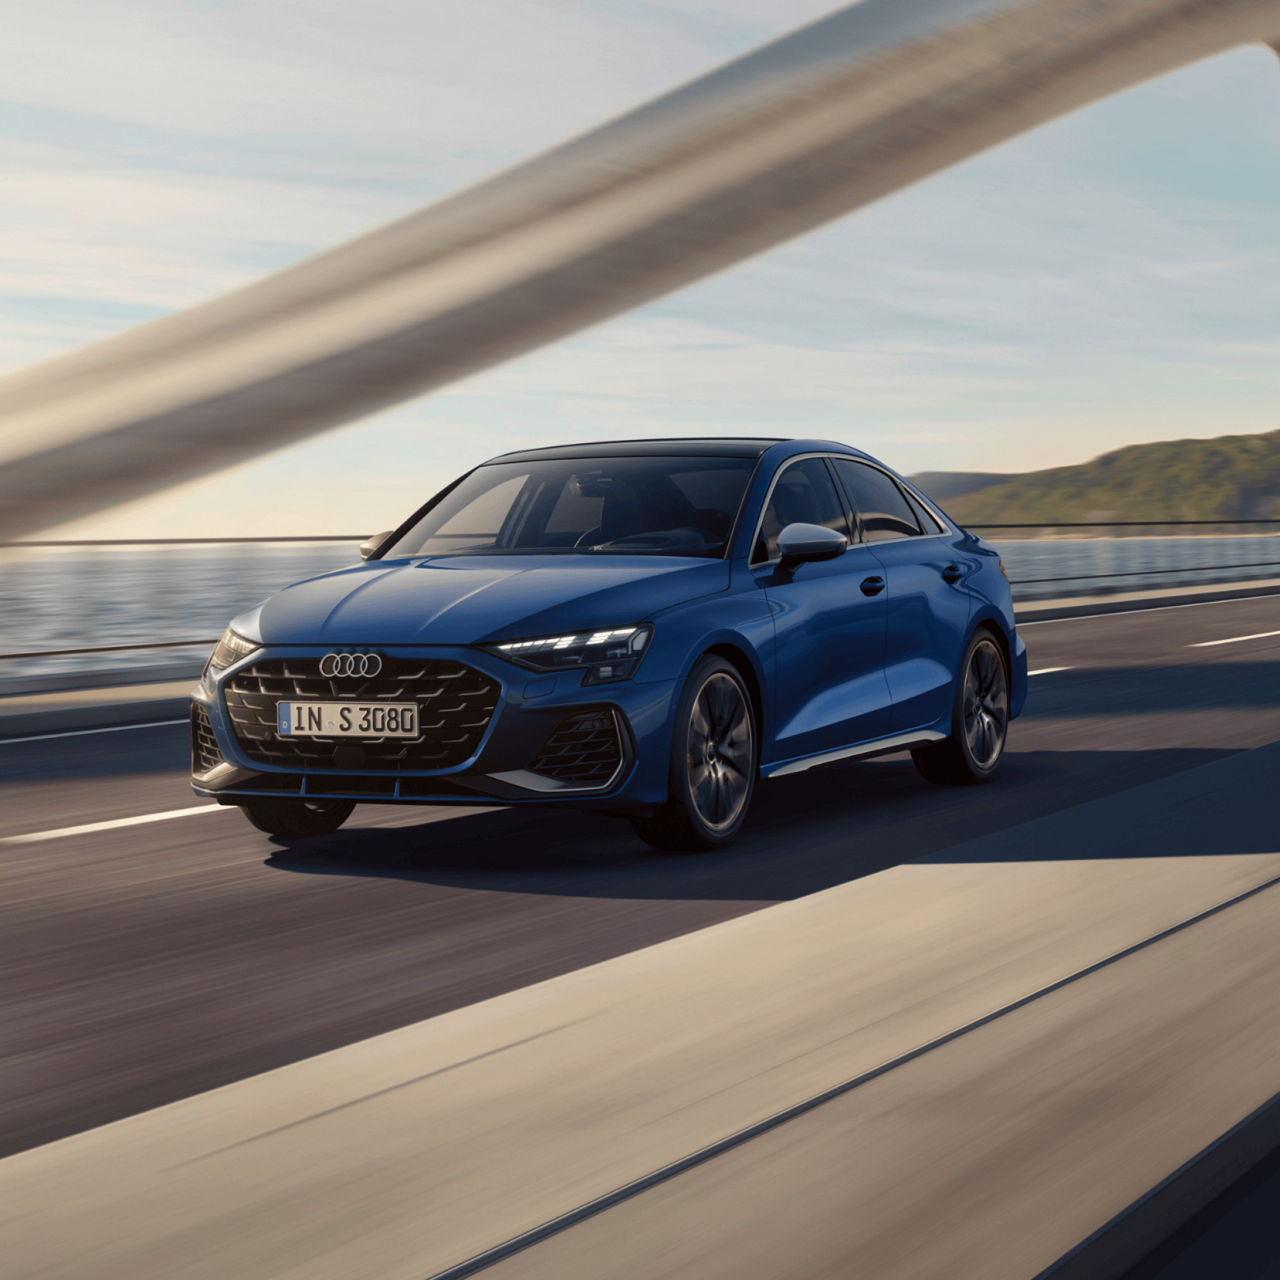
top-left (686, 672), bottom-right (754, 831)
top-left (962, 637), bottom-right (1009, 770)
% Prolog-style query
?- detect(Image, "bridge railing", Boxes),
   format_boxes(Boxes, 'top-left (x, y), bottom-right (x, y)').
top-left (975, 518), bottom-right (1280, 597)
top-left (1, 521), bottom-right (1278, 684)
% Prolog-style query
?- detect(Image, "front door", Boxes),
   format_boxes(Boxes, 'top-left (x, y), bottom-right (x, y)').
top-left (754, 457), bottom-right (892, 765)
top-left (830, 457), bottom-right (974, 732)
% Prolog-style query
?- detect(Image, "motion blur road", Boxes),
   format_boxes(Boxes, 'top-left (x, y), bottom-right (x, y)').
top-left (2, 593), bottom-right (1278, 1166)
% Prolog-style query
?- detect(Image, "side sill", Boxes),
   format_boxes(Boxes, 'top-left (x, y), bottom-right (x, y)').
top-left (762, 729), bottom-right (947, 779)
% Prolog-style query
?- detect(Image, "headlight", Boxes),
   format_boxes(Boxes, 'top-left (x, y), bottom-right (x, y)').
top-left (207, 627), bottom-right (259, 672)
top-left (488, 624), bottom-right (652, 684)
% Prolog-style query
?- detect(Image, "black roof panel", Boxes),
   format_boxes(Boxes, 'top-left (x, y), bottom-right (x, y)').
top-left (485, 437), bottom-right (787, 463)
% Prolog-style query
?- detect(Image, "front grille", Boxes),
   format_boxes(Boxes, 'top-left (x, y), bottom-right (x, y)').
top-left (224, 657), bottom-right (501, 771)
top-left (528, 708), bottom-right (623, 787)
top-left (191, 703), bottom-right (222, 774)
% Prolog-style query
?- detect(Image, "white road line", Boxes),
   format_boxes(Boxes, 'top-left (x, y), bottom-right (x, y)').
top-left (1189, 629), bottom-right (1280, 649)
top-left (1029, 667), bottom-right (1072, 676)
top-left (0, 718), bottom-right (188, 746)
top-left (2, 805), bottom-right (229, 845)
top-left (1019, 591), bottom-right (1280, 626)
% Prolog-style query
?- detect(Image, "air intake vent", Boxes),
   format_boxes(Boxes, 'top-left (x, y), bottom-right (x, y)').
top-left (224, 657), bottom-right (500, 772)
top-left (528, 708), bottom-right (623, 787)
top-left (191, 703), bottom-right (222, 774)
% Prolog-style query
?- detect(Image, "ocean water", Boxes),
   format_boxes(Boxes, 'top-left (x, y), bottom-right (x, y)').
top-left (2, 534), bottom-right (1277, 682)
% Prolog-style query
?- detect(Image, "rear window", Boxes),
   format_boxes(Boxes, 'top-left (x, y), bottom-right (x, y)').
top-left (832, 459), bottom-right (924, 542)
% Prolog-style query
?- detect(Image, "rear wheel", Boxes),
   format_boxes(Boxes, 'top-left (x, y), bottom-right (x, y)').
top-left (237, 797), bottom-right (355, 838)
top-left (631, 656), bottom-right (757, 852)
top-left (912, 631), bottom-right (1009, 785)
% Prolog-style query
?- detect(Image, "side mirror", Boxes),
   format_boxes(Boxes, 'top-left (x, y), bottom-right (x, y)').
top-left (359, 530), bottom-right (394, 561)
top-left (776, 522), bottom-right (848, 570)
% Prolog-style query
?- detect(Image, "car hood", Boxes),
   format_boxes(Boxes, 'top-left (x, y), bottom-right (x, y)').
top-left (249, 555), bottom-right (730, 646)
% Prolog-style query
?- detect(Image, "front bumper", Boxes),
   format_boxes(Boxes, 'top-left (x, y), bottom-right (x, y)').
top-left (190, 644), bottom-right (679, 811)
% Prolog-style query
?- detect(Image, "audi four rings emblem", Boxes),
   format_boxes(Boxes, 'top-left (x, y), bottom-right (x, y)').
top-left (320, 652), bottom-right (383, 678)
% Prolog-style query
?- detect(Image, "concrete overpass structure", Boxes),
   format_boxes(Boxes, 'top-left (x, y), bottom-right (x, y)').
top-left (1, 0), bottom-right (1279, 537)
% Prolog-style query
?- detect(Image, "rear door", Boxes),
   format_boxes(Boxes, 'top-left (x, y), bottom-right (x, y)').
top-left (755, 457), bottom-right (892, 763)
top-left (830, 459), bottom-right (974, 733)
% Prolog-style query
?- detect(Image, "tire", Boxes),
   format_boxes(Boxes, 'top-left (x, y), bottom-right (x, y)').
top-left (237, 797), bottom-right (355, 838)
top-left (911, 630), bottom-right (1010, 786)
top-left (631, 656), bottom-right (758, 852)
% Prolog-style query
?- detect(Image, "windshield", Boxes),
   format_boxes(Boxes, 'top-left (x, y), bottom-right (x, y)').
top-left (384, 456), bottom-right (757, 559)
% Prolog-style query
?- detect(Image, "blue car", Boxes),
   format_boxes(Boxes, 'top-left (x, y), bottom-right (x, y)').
top-left (191, 439), bottom-right (1027, 850)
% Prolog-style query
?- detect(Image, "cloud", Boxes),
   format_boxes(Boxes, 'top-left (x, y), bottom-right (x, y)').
top-left (0, 0), bottom-right (765, 156)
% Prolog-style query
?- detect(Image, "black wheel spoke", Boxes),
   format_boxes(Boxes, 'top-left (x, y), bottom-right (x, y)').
top-left (724, 702), bottom-right (749, 742)
top-left (693, 766), bottom-right (716, 815)
top-left (979, 650), bottom-right (996, 694)
top-left (709, 682), bottom-right (733, 734)
top-left (691, 699), bottom-right (712, 743)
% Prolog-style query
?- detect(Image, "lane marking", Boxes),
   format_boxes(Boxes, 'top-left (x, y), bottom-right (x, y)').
top-left (1029, 667), bottom-right (1072, 676)
top-left (2, 805), bottom-right (228, 845)
top-left (1019, 591), bottom-right (1280, 626)
top-left (1189, 629), bottom-right (1280, 649)
top-left (0, 718), bottom-right (187, 746)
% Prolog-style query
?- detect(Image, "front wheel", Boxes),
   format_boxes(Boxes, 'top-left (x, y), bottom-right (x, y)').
top-left (912, 631), bottom-right (1009, 785)
top-left (237, 797), bottom-right (355, 838)
top-left (631, 656), bottom-right (758, 852)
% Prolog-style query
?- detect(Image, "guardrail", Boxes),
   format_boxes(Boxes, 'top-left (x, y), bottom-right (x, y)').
top-left (1, 522), bottom-right (1277, 673)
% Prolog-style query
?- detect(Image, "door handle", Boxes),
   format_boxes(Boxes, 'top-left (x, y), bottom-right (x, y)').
top-left (860, 575), bottom-right (885, 596)
top-left (941, 564), bottom-right (964, 584)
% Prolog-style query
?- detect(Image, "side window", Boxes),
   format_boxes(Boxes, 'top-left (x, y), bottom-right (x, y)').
top-left (902, 488), bottom-right (944, 535)
top-left (753, 458), bottom-right (848, 563)
top-left (832, 460), bottom-right (922, 542)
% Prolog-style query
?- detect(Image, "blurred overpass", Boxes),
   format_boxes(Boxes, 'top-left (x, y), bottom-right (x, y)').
top-left (1, 0), bottom-right (1279, 537)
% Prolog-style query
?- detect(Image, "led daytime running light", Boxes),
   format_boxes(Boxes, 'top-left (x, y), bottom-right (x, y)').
top-left (489, 624), bottom-right (652, 682)
top-left (498, 627), bottom-right (645, 656)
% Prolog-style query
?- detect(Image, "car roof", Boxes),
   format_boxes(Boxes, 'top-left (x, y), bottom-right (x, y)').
top-left (484, 438), bottom-right (868, 463)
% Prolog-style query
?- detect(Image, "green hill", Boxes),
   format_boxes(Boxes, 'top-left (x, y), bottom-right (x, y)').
top-left (904, 471), bottom-right (1013, 503)
top-left (911, 429), bottom-right (1280, 526)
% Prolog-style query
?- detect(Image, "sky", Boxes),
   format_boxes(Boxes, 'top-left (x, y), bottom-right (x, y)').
top-left (1, 0), bottom-right (1277, 538)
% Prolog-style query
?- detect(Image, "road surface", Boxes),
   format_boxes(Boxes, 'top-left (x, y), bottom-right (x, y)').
top-left (2, 593), bottom-right (1277, 1164)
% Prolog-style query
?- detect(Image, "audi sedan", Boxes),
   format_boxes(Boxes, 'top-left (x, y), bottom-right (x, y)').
top-left (191, 438), bottom-right (1027, 850)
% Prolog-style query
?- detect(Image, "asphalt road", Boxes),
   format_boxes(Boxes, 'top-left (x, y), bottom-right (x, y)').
top-left (1, 593), bottom-right (1277, 1161)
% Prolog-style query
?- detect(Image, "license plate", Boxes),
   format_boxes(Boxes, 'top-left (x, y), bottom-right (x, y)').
top-left (277, 701), bottom-right (419, 738)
